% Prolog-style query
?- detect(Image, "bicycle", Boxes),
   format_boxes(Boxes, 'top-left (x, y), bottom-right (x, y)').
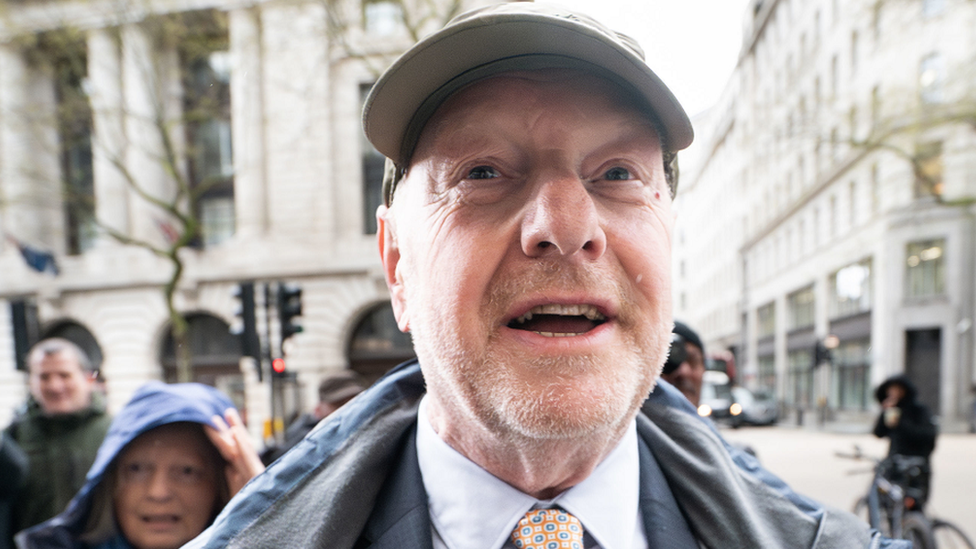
top-left (837, 446), bottom-right (974, 549)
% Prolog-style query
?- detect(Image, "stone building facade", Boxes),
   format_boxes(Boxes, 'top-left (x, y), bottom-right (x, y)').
top-left (0, 0), bottom-right (490, 440)
top-left (675, 0), bottom-right (976, 427)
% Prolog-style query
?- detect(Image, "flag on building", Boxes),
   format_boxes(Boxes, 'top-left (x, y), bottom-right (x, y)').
top-left (6, 235), bottom-right (59, 275)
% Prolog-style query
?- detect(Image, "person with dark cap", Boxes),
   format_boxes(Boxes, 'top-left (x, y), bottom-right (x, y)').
top-left (15, 382), bottom-right (264, 549)
top-left (261, 371), bottom-right (365, 464)
top-left (873, 374), bottom-right (938, 511)
top-left (660, 321), bottom-right (707, 406)
top-left (185, 3), bottom-right (903, 548)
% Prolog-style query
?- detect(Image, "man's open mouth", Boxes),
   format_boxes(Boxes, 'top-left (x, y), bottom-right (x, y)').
top-left (507, 304), bottom-right (607, 337)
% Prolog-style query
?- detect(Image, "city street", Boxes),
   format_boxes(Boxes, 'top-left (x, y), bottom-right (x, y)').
top-left (721, 425), bottom-right (976, 534)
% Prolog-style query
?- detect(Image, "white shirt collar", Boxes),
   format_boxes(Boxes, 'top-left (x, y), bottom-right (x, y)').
top-left (416, 396), bottom-right (643, 549)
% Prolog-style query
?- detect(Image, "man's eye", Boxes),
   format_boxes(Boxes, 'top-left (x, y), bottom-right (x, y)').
top-left (467, 166), bottom-right (500, 180)
top-left (603, 167), bottom-right (633, 181)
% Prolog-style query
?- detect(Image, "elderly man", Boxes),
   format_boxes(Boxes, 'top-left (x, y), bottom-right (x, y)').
top-left (187, 4), bottom-right (902, 548)
top-left (4, 338), bottom-right (111, 536)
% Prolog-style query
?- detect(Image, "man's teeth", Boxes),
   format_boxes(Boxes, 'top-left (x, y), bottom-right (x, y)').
top-left (513, 304), bottom-right (605, 324)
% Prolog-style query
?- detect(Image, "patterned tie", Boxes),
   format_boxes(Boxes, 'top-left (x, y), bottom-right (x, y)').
top-left (510, 508), bottom-right (585, 549)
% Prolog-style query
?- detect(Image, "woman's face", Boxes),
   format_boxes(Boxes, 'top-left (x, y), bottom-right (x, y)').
top-left (113, 423), bottom-right (221, 549)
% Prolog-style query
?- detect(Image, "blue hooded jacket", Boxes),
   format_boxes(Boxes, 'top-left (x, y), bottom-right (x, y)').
top-left (16, 382), bottom-right (235, 549)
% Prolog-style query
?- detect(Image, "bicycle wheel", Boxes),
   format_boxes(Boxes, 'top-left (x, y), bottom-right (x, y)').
top-left (932, 519), bottom-right (976, 549)
top-left (902, 512), bottom-right (937, 549)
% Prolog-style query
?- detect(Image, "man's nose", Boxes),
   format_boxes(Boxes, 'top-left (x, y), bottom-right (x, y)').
top-left (520, 175), bottom-right (607, 260)
top-left (44, 377), bottom-right (65, 393)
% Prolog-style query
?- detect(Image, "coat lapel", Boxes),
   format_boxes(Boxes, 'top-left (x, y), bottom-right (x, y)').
top-left (638, 431), bottom-right (700, 549)
top-left (356, 423), bottom-right (433, 549)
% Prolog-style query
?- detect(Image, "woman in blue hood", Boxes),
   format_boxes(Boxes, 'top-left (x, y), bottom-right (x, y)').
top-left (16, 382), bottom-right (264, 549)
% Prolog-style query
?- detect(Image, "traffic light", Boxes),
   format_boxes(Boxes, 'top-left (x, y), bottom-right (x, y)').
top-left (277, 283), bottom-right (303, 344)
top-left (813, 341), bottom-right (833, 368)
top-left (271, 357), bottom-right (287, 378)
top-left (232, 282), bottom-right (261, 366)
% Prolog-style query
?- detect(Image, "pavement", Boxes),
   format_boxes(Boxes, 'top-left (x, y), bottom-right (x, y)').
top-left (720, 424), bottom-right (976, 534)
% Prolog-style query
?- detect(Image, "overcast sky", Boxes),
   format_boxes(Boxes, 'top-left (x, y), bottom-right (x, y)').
top-left (554, 0), bottom-right (755, 117)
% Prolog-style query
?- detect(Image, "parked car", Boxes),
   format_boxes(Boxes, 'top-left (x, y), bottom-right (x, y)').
top-left (730, 386), bottom-right (779, 426)
top-left (697, 370), bottom-right (734, 421)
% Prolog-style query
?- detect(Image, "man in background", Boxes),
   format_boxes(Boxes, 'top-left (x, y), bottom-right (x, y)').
top-left (3, 338), bottom-right (111, 536)
top-left (874, 375), bottom-right (937, 511)
top-left (660, 321), bottom-right (707, 406)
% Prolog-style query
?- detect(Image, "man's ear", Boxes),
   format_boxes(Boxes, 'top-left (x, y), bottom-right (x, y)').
top-left (377, 205), bottom-right (409, 332)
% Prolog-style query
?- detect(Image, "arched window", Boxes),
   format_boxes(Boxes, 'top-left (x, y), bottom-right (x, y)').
top-left (347, 302), bottom-right (414, 384)
top-left (42, 321), bottom-right (103, 370)
top-left (160, 313), bottom-right (245, 411)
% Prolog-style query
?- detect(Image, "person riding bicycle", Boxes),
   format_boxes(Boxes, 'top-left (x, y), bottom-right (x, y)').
top-left (873, 375), bottom-right (938, 512)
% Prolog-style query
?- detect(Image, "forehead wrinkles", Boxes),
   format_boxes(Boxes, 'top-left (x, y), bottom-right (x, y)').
top-left (414, 70), bottom-right (658, 161)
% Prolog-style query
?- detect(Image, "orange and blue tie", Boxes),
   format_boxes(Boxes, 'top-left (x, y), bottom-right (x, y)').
top-left (510, 508), bottom-right (584, 549)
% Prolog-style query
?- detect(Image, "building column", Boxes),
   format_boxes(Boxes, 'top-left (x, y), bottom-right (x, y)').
top-left (230, 7), bottom-right (268, 239)
top-left (88, 28), bottom-right (129, 246)
top-left (121, 22), bottom-right (177, 247)
top-left (0, 43), bottom-right (63, 255)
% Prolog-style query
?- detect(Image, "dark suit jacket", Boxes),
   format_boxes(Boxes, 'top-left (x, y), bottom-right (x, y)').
top-left (184, 360), bottom-right (891, 549)
top-left (356, 425), bottom-right (698, 549)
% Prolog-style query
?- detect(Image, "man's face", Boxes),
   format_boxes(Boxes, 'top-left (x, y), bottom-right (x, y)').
top-left (379, 70), bottom-right (673, 442)
top-left (660, 342), bottom-right (705, 406)
top-left (886, 384), bottom-right (907, 404)
top-left (28, 350), bottom-right (95, 415)
top-left (113, 424), bottom-right (221, 549)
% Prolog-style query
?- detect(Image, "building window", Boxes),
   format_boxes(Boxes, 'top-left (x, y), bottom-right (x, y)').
top-left (830, 127), bottom-right (838, 163)
top-left (40, 32), bottom-right (96, 255)
top-left (758, 302), bottom-right (776, 338)
top-left (200, 196), bottom-right (235, 247)
top-left (830, 55), bottom-right (839, 98)
top-left (848, 180), bottom-right (857, 227)
top-left (832, 339), bottom-right (870, 410)
top-left (829, 194), bottom-right (837, 238)
top-left (915, 141), bottom-right (944, 198)
top-left (361, 83), bottom-right (385, 234)
top-left (814, 76), bottom-right (821, 112)
top-left (919, 52), bottom-right (945, 104)
top-left (906, 238), bottom-right (946, 298)
top-left (872, 2), bottom-right (883, 41)
top-left (871, 85), bottom-right (881, 129)
top-left (871, 163), bottom-right (880, 214)
top-left (814, 10), bottom-right (821, 46)
top-left (830, 259), bottom-right (872, 318)
top-left (181, 11), bottom-right (234, 247)
top-left (788, 348), bottom-right (814, 407)
top-left (363, 0), bottom-right (402, 36)
top-left (758, 355), bottom-right (776, 395)
top-left (348, 302), bottom-right (415, 384)
top-left (787, 285), bottom-right (815, 331)
top-left (813, 207), bottom-right (820, 248)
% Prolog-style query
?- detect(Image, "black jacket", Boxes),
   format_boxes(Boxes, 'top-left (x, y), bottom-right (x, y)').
top-left (873, 375), bottom-right (937, 458)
